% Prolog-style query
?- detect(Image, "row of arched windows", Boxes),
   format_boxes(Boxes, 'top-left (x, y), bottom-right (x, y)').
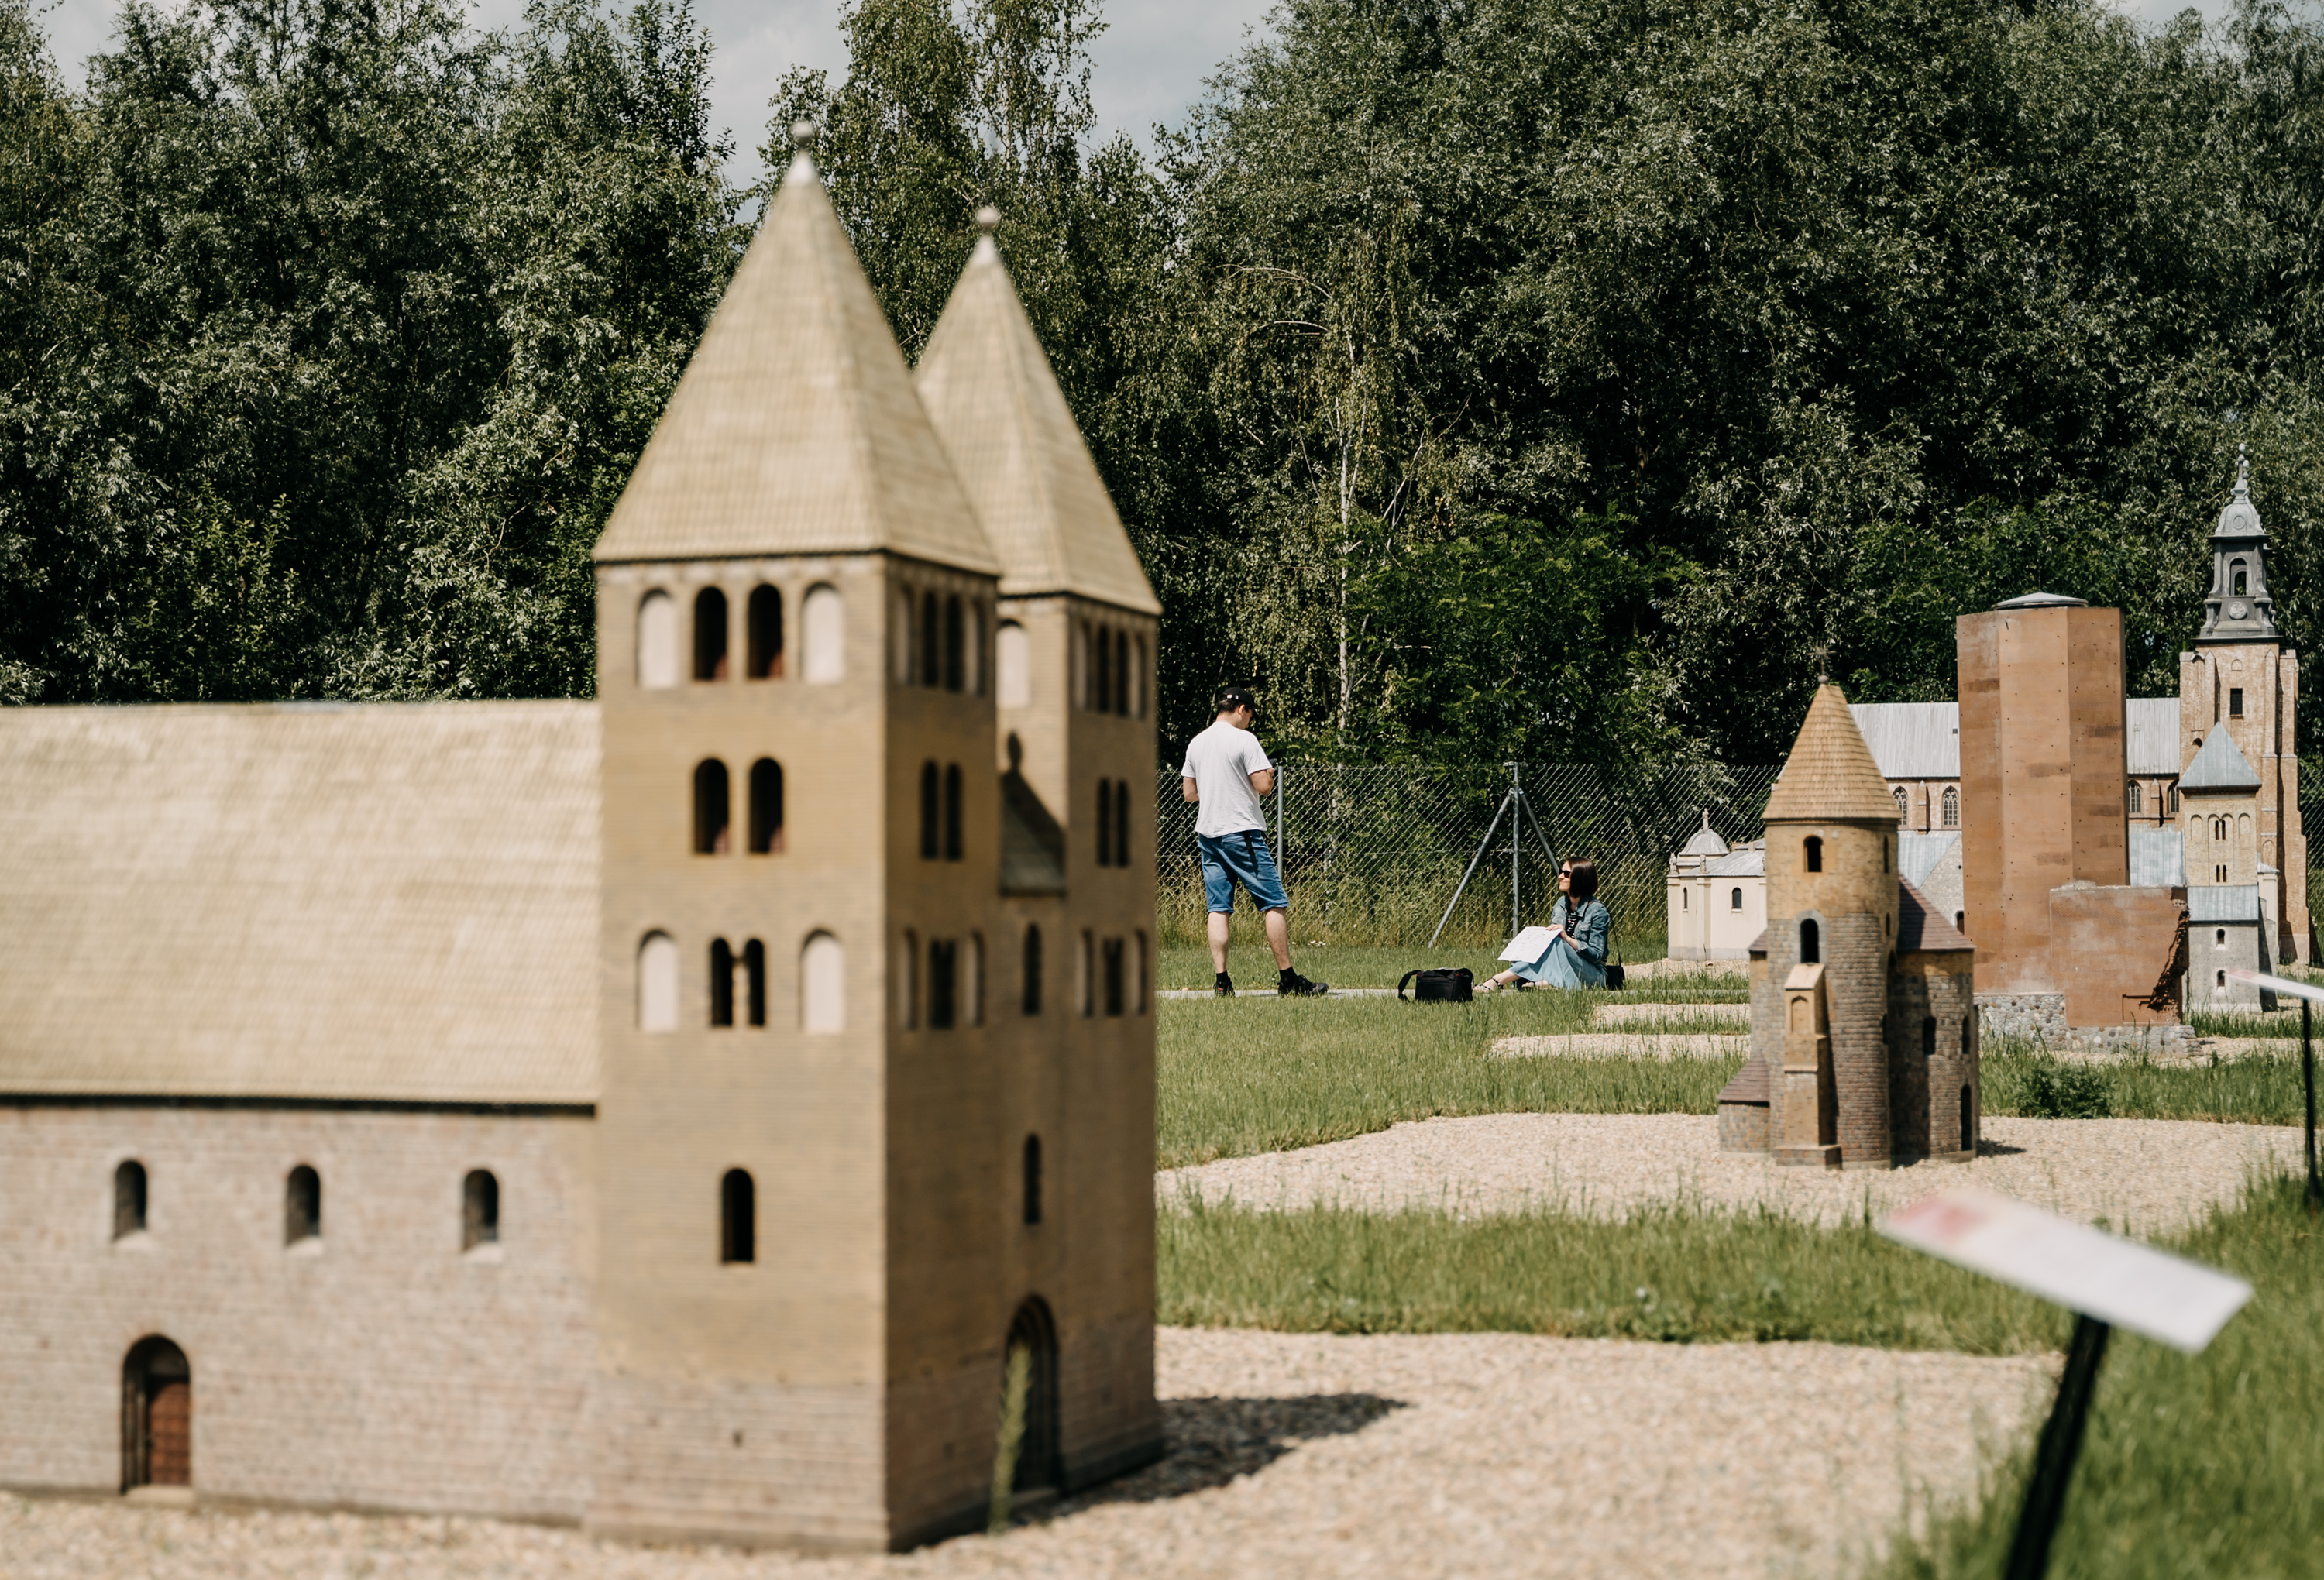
top-left (108, 1160), bottom-right (500, 1252)
top-left (1078, 620), bottom-right (1146, 716)
top-left (920, 762), bottom-right (965, 860)
top-left (639, 932), bottom-right (846, 1033)
top-left (1094, 778), bottom-right (1135, 867)
top-left (896, 586), bottom-right (987, 695)
top-left (694, 758), bottom-right (785, 855)
top-left (1676, 886), bottom-right (1748, 912)
top-left (1889, 785), bottom-right (1961, 827)
top-left (899, 931), bottom-right (985, 1029)
top-left (638, 585), bottom-right (841, 688)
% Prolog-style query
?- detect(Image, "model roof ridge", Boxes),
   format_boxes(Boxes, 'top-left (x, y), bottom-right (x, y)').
top-left (593, 145), bottom-right (998, 575)
top-left (913, 213), bottom-right (1160, 616)
top-left (2181, 727), bottom-right (2262, 791)
top-left (1762, 682), bottom-right (1903, 823)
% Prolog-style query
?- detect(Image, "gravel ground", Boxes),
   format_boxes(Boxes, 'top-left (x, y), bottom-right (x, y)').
top-left (1492, 1034), bottom-right (1748, 1060)
top-left (0, 1328), bottom-right (2048, 1580)
top-left (1592, 1002), bottom-right (1750, 1025)
top-left (1158, 1113), bottom-right (2298, 1231)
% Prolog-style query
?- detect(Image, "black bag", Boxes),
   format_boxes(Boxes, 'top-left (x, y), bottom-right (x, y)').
top-left (1398, 967), bottom-right (1474, 1003)
top-left (1604, 939), bottom-right (1625, 990)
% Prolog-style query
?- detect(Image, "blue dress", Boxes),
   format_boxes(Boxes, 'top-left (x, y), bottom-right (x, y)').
top-left (1509, 897), bottom-right (1610, 988)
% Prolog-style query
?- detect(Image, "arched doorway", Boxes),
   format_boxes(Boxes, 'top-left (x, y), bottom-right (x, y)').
top-left (122, 1336), bottom-right (191, 1492)
top-left (1005, 1297), bottom-right (1061, 1493)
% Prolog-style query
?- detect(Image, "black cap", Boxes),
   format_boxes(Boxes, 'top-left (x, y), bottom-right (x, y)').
top-left (1216, 686), bottom-right (1257, 715)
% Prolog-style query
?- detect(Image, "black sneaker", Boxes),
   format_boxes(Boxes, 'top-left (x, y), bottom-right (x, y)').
top-left (1214, 974), bottom-right (1236, 998)
top-left (1277, 970), bottom-right (1329, 998)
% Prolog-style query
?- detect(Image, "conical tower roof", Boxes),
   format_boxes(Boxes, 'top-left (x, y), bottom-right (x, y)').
top-left (913, 220), bottom-right (1160, 615)
top-left (593, 145), bottom-right (997, 574)
top-left (1763, 684), bottom-right (1902, 823)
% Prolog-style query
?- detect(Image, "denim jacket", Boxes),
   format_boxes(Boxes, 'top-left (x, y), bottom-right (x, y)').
top-left (1549, 895), bottom-right (1611, 968)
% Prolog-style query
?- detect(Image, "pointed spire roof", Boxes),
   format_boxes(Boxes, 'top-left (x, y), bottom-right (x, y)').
top-left (2181, 729), bottom-right (2261, 792)
top-left (1764, 684), bottom-right (1903, 823)
top-left (593, 139), bottom-right (998, 574)
top-left (2213, 445), bottom-right (2264, 540)
top-left (913, 214), bottom-right (1160, 615)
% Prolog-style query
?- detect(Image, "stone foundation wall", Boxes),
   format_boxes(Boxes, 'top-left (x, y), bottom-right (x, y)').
top-left (1976, 993), bottom-right (2068, 1045)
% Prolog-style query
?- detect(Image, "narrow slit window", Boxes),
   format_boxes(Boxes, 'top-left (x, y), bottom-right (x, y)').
top-left (1115, 777), bottom-right (1130, 868)
top-left (638, 932), bottom-right (679, 1032)
top-left (1800, 919), bottom-right (1820, 965)
top-left (748, 759), bottom-right (784, 854)
top-left (1134, 635), bottom-right (1148, 717)
top-left (1960, 1086), bottom-right (1975, 1152)
top-left (637, 590), bottom-right (678, 689)
top-left (920, 762), bottom-right (940, 859)
top-left (2230, 687), bottom-right (2244, 718)
top-left (746, 585), bottom-right (783, 678)
top-left (969, 603), bottom-right (985, 695)
top-left (693, 760), bottom-right (731, 854)
top-left (1102, 936), bottom-right (1123, 1016)
top-left (1094, 625), bottom-right (1113, 714)
top-left (802, 584), bottom-right (844, 684)
top-left (944, 596), bottom-right (965, 692)
top-left (1921, 1017), bottom-right (1935, 1060)
top-left (967, 933), bottom-right (984, 1027)
top-left (1022, 925), bottom-right (1043, 1015)
top-left (900, 930), bottom-right (920, 1029)
top-left (929, 939), bottom-right (957, 1029)
top-left (920, 592), bottom-right (942, 687)
top-left (720, 1169), bottom-right (755, 1264)
top-left (1022, 1135), bottom-right (1043, 1227)
top-left (115, 1160), bottom-right (147, 1240)
top-left (944, 764), bottom-right (964, 860)
top-left (1096, 779), bottom-right (1114, 867)
top-left (744, 939), bottom-right (766, 1026)
top-left (462, 1170), bottom-right (499, 1250)
top-left (693, 586), bottom-right (729, 681)
top-left (1803, 836), bottom-right (1823, 873)
top-left (710, 938), bottom-right (736, 1027)
top-left (1079, 930), bottom-right (1094, 1017)
top-left (285, 1165), bottom-right (321, 1245)
top-left (1113, 629), bottom-right (1130, 716)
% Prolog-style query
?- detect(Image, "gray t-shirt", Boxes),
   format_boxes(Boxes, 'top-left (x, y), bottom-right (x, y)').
top-left (1180, 718), bottom-right (1273, 839)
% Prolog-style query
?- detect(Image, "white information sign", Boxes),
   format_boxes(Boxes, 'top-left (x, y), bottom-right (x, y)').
top-left (1881, 1188), bottom-right (2251, 1354)
top-left (2228, 967), bottom-right (2324, 1005)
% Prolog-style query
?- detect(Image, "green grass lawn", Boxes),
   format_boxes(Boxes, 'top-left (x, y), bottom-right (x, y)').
top-left (1157, 939), bottom-right (1742, 994)
top-left (1875, 1176), bottom-right (2324, 1580)
top-left (1984, 1049), bottom-right (2315, 1126)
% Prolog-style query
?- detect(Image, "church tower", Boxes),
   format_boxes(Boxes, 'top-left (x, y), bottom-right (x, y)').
top-left (913, 210), bottom-right (1165, 1499)
top-left (2179, 448), bottom-right (2307, 963)
top-left (586, 133), bottom-right (1045, 1550)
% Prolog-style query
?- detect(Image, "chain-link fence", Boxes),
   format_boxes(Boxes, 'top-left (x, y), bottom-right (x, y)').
top-left (1157, 762), bottom-right (1786, 954)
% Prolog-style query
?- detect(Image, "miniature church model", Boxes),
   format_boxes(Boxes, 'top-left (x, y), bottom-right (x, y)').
top-left (1717, 685), bottom-right (1980, 1166)
top-left (0, 135), bottom-right (1160, 1551)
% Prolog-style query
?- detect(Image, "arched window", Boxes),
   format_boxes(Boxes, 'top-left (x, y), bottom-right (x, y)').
top-left (462, 1170), bottom-right (498, 1250)
top-left (1800, 919), bottom-right (1820, 965)
top-left (2216, 929), bottom-right (2228, 949)
top-left (929, 939), bottom-right (957, 1029)
top-left (920, 762), bottom-right (940, 859)
top-left (2168, 785), bottom-right (2180, 814)
top-left (1941, 787), bottom-right (1959, 827)
top-left (1682, 888), bottom-right (1689, 912)
top-left (944, 596), bottom-right (965, 692)
top-left (122, 1337), bottom-right (191, 1492)
top-left (1022, 1135), bottom-right (1043, 1226)
top-left (1094, 624), bottom-right (1114, 714)
top-left (1730, 887), bottom-right (1744, 911)
top-left (1803, 836), bottom-right (1823, 873)
top-left (899, 930), bottom-right (919, 1029)
top-left (802, 933), bottom-right (844, 1033)
top-left (1893, 787), bottom-right (1906, 822)
top-left (1921, 1017), bottom-right (1935, 1060)
top-left (1102, 937), bottom-right (1126, 1017)
top-left (1022, 925), bottom-right (1043, 1015)
top-left (746, 585), bottom-right (783, 679)
top-left (720, 1169), bottom-right (755, 1264)
top-left (284, 1166), bottom-right (321, 1245)
top-left (920, 592), bottom-right (942, 687)
top-left (2232, 558), bottom-right (2248, 596)
top-left (749, 759), bottom-right (784, 854)
top-left (1096, 779), bottom-right (1114, 867)
top-left (744, 939), bottom-right (766, 1026)
top-left (693, 586), bottom-right (729, 681)
top-left (1004, 1298), bottom-right (1061, 1492)
top-left (997, 620), bottom-right (1030, 708)
top-left (710, 939), bottom-right (736, 1028)
top-left (115, 1160), bottom-right (147, 1240)
top-left (637, 590), bottom-right (679, 689)
top-left (2126, 780), bottom-right (2142, 814)
top-left (638, 932), bottom-right (679, 1032)
top-left (2215, 816), bottom-right (2229, 842)
top-left (693, 759), bottom-right (731, 854)
top-left (944, 764), bottom-right (964, 860)
top-left (803, 585), bottom-right (844, 684)
top-left (1115, 775), bottom-right (1131, 867)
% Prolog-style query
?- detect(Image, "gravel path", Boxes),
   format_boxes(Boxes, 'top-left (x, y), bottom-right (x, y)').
top-left (0, 1328), bottom-right (2047, 1580)
top-left (1593, 1002), bottom-right (1750, 1025)
top-left (1493, 1033), bottom-right (1748, 1060)
top-left (1159, 1113), bottom-right (2298, 1232)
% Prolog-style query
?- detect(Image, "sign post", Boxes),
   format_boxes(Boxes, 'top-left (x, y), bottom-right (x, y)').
top-left (2226, 967), bottom-right (2323, 1213)
top-left (1882, 1189), bottom-right (2252, 1579)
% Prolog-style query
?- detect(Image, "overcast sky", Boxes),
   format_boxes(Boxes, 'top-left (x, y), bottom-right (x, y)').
top-left (32, 0), bottom-right (2236, 190)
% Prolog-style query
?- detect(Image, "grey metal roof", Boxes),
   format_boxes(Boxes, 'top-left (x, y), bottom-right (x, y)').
top-left (2130, 826), bottom-right (2186, 888)
top-left (2180, 729), bottom-right (2261, 792)
top-left (1899, 831), bottom-right (1960, 891)
top-left (1679, 814), bottom-right (1730, 857)
top-left (2126, 698), bottom-right (2182, 776)
top-left (1707, 847), bottom-right (1764, 878)
top-left (2188, 884), bottom-right (2262, 922)
top-left (1850, 702), bottom-right (1960, 778)
top-left (0, 701), bottom-right (599, 1104)
top-left (1995, 591), bottom-right (2089, 608)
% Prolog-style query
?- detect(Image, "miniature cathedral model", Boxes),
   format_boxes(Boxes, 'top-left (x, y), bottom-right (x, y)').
top-left (0, 139), bottom-right (1161, 1549)
top-left (1717, 685), bottom-right (1980, 1166)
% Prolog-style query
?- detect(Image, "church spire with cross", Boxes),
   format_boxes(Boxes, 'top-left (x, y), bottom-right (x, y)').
top-left (2199, 445), bottom-right (2279, 644)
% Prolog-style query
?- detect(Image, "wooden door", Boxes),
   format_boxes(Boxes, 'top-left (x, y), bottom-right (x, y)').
top-left (146, 1379), bottom-right (190, 1486)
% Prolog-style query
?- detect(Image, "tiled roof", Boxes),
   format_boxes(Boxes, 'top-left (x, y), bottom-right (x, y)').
top-left (1717, 1054), bottom-right (1770, 1104)
top-left (0, 702), bottom-right (597, 1104)
top-left (2126, 698), bottom-right (2181, 776)
top-left (1896, 878), bottom-right (1972, 953)
top-left (1849, 702), bottom-right (1959, 778)
top-left (1765, 685), bottom-right (1903, 823)
top-left (2180, 729), bottom-right (2261, 792)
top-left (593, 150), bottom-right (998, 575)
top-left (916, 230), bottom-right (1160, 615)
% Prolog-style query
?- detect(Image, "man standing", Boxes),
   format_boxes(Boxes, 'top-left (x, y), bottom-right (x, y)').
top-left (1180, 688), bottom-right (1329, 997)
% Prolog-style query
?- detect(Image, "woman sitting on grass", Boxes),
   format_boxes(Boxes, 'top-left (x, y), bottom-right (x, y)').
top-left (1483, 858), bottom-right (1611, 991)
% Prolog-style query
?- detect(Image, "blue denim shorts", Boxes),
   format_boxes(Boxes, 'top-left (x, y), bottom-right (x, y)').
top-left (1198, 830), bottom-right (1290, 914)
